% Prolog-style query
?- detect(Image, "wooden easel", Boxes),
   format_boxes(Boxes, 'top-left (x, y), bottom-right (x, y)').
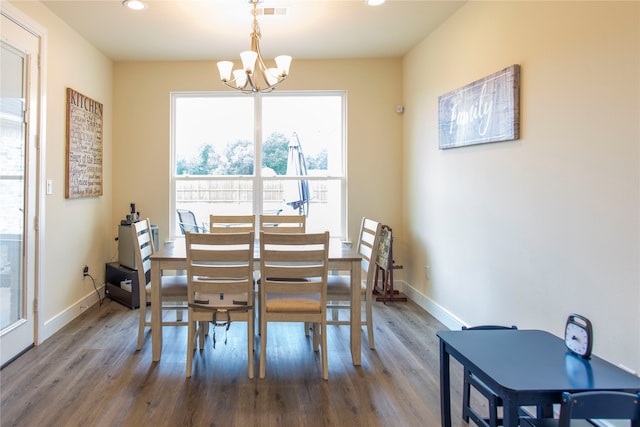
top-left (373, 225), bottom-right (407, 303)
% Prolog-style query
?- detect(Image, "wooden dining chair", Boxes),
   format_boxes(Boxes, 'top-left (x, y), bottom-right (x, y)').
top-left (258, 214), bottom-right (309, 335)
top-left (521, 391), bottom-right (640, 427)
top-left (258, 231), bottom-right (330, 380)
top-left (131, 218), bottom-right (188, 351)
top-left (184, 231), bottom-right (255, 378)
top-left (209, 214), bottom-right (256, 233)
top-left (259, 214), bottom-right (306, 233)
top-left (210, 215), bottom-right (257, 287)
top-left (461, 324), bottom-right (517, 427)
top-left (257, 213), bottom-right (305, 283)
top-left (326, 217), bottom-right (382, 350)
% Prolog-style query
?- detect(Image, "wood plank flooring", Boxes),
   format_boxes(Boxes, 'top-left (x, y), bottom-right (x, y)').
top-left (1, 298), bottom-right (475, 427)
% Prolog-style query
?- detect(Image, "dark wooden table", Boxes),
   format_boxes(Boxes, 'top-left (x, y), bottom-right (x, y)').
top-left (437, 329), bottom-right (640, 427)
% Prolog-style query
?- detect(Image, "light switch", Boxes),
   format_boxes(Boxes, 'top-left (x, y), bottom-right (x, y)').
top-left (46, 179), bottom-right (52, 195)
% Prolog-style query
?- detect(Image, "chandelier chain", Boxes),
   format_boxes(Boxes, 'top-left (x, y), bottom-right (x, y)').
top-left (251, 1), bottom-right (261, 42)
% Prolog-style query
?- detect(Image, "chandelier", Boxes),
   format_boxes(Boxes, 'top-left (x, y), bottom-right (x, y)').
top-left (216, 0), bottom-right (292, 94)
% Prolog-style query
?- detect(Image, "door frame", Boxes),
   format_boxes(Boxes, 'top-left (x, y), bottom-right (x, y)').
top-left (1, 2), bottom-right (46, 365)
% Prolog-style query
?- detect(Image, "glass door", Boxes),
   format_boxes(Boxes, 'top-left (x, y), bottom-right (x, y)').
top-left (0, 10), bottom-right (40, 366)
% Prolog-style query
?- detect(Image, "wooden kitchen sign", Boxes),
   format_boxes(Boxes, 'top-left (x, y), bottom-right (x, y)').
top-left (65, 88), bottom-right (103, 198)
top-left (438, 64), bottom-right (520, 149)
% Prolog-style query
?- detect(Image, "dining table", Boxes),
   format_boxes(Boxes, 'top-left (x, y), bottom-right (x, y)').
top-left (437, 328), bottom-right (640, 427)
top-left (150, 236), bottom-right (363, 365)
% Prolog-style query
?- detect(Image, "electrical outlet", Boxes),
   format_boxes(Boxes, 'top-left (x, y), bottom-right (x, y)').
top-left (83, 265), bottom-right (89, 277)
top-left (425, 265), bottom-right (431, 280)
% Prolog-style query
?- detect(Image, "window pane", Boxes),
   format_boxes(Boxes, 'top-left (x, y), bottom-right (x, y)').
top-left (261, 95), bottom-right (342, 176)
top-left (262, 178), bottom-right (342, 236)
top-left (175, 96), bottom-right (254, 176)
top-left (175, 177), bottom-right (254, 234)
top-left (261, 94), bottom-right (344, 236)
top-left (172, 92), bottom-right (346, 239)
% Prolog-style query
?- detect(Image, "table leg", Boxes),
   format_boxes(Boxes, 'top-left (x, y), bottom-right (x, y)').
top-left (151, 261), bottom-right (162, 362)
top-left (439, 339), bottom-right (452, 427)
top-left (350, 259), bottom-right (361, 366)
top-left (503, 398), bottom-right (520, 427)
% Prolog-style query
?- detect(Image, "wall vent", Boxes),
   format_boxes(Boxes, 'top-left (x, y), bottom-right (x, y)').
top-left (257, 7), bottom-right (288, 16)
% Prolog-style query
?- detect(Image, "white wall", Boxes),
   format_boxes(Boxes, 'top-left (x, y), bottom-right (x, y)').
top-left (402, 1), bottom-right (640, 370)
top-left (8, 1), bottom-right (113, 341)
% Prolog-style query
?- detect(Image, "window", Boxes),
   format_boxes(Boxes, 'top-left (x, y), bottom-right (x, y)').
top-left (170, 91), bottom-right (346, 239)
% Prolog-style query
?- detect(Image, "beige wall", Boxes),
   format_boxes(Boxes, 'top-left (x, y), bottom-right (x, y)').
top-left (402, 1), bottom-right (640, 369)
top-left (8, 1), bottom-right (113, 340)
top-left (112, 59), bottom-right (404, 249)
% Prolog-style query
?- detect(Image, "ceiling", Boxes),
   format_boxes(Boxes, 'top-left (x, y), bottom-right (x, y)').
top-left (39, 0), bottom-right (466, 62)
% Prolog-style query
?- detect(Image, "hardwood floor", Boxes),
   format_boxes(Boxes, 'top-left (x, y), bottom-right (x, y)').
top-left (1, 297), bottom-right (473, 426)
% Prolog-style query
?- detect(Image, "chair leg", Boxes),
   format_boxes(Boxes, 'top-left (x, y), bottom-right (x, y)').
top-left (321, 321), bottom-right (328, 380)
top-left (259, 318), bottom-right (267, 379)
top-left (198, 321), bottom-right (205, 349)
top-left (247, 310), bottom-right (254, 379)
top-left (462, 370), bottom-right (472, 422)
top-left (312, 323), bottom-right (320, 351)
top-left (464, 373), bottom-right (502, 427)
top-left (186, 315), bottom-right (195, 377)
top-left (365, 293), bottom-right (375, 350)
top-left (257, 295), bottom-right (262, 336)
top-left (136, 297), bottom-right (147, 351)
top-left (488, 396), bottom-right (499, 427)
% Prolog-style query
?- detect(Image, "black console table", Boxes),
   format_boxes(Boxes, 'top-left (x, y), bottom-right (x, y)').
top-left (105, 262), bottom-right (140, 309)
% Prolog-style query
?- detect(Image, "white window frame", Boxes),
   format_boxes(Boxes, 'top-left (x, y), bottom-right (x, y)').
top-left (169, 90), bottom-right (347, 240)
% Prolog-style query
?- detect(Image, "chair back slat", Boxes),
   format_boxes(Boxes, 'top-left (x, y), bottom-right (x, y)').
top-left (209, 214), bottom-right (256, 233)
top-left (260, 214), bottom-right (306, 233)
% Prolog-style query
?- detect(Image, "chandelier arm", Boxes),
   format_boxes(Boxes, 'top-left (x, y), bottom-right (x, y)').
top-left (246, 73), bottom-right (259, 93)
top-left (249, 37), bottom-right (283, 93)
top-left (255, 49), bottom-right (274, 86)
top-left (221, 77), bottom-right (253, 94)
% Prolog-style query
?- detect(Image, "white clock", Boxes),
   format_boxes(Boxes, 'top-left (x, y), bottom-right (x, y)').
top-left (564, 313), bottom-right (593, 359)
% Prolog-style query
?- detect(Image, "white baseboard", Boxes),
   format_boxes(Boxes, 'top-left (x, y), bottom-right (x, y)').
top-left (40, 286), bottom-right (105, 342)
top-left (394, 281), bottom-right (465, 331)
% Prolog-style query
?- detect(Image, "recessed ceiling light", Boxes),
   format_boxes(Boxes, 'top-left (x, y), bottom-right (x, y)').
top-left (122, 0), bottom-right (147, 11)
top-left (367, 0), bottom-right (386, 5)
